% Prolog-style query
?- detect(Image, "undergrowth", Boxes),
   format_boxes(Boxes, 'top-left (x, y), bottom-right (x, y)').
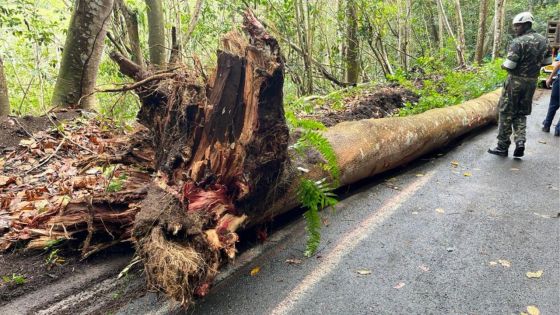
top-left (392, 58), bottom-right (507, 116)
top-left (287, 111), bottom-right (339, 257)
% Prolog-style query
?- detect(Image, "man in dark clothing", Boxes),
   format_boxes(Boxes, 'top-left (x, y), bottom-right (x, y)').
top-left (488, 12), bottom-right (552, 158)
top-left (541, 58), bottom-right (560, 136)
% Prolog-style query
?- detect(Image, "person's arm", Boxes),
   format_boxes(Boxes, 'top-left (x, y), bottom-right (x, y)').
top-left (502, 40), bottom-right (521, 71)
top-left (546, 62), bottom-right (560, 88)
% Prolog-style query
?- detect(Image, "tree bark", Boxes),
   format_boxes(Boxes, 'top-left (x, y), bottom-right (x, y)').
top-left (492, 0), bottom-right (506, 60)
top-left (145, 0), bottom-right (166, 67)
top-left (115, 0), bottom-right (144, 66)
top-left (345, 0), bottom-right (360, 84)
top-left (435, 0), bottom-right (465, 67)
top-left (0, 57), bottom-right (9, 115)
top-left (51, 0), bottom-right (114, 109)
top-left (295, 0), bottom-right (313, 94)
top-left (474, 0), bottom-right (489, 64)
top-left (454, 0), bottom-right (466, 64)
top-left (183, 0), bottom-right (204, 45)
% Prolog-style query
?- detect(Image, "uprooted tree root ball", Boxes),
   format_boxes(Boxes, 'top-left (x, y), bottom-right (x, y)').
top-left (109, 10), bottom-right (292, 305)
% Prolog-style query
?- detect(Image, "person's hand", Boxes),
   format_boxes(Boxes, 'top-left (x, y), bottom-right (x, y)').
top-left (546, 77), bottom-right (553, 88)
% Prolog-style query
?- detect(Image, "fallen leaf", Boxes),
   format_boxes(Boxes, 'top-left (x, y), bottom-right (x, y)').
top-left (355, 269), bottom-right (372, 275)
top-left (498, 259), bottom-right (511, 268)
top-left (411, 211), bottom-right (419, 215)
top-left (489, 261), bottom-right (498, 266)
top-left (418, 265), bottom-right (430, 272)
top-left (450, 161), bottom-right (459, 167)
top-left (393, 282), bottom-right (405, 289)
top-left (435, 208), bottom-right (445, 214)
top-left (250, 266), bottom-right (260, 276)
top-left (533, 212), bottom-right (552, 219)
top-left (0, 176), bottom-right (16, 187)
top-left (537, 140), bottom-right (547, 144)
top-left (285, 259), bottom-right (302, 265)
top-left (526, 305), bottom-right (540, 315)
top-left (19, 139), bottom-right (35, 146)
top-left (510, 168), bottom-right (520, 171)
top-left (415, 173), bottom-right (424, 177)
top-left (463, 172), bottom-right (472, 177)
top-left (526, 270), bottom-right (543, 279)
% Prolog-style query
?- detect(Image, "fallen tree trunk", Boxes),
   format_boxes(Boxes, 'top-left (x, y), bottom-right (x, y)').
top-left (0, 10), bottom-right (501, 307)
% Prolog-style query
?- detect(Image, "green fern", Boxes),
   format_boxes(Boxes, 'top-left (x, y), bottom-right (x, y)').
top-left (298, 178), bottom-right (338, 257)
top-left (285, 113), bottom-right (340, 257)
top-left (295, 130), bottom-right (340, 185)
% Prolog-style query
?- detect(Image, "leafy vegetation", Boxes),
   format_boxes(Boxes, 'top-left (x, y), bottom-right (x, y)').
top-left (393, 58), bottom-right (508, 116)
top-left (2, 273), bottom-right (26, 285)
top-left (0, 0), bottom-right (556, 118)
top-left (298, 178), bottom-right (338, 257)
top-left (289, 114), bottom-right (340, 256)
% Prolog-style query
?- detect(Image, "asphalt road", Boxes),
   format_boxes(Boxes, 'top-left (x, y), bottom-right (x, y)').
top-left (119, 90), bottom-right (559, 315)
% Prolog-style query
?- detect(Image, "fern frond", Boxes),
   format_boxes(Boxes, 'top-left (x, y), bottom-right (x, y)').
top-left (298, 130), bottom-right (340, 184)
top-left (298, 178), bottom-right (338, 257)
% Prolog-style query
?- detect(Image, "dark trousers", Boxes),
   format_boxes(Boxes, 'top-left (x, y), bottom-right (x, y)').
top-left (543, 79), bottom-right (560, 133)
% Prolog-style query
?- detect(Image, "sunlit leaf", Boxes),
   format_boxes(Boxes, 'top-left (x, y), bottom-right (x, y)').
top-left (526, 305), bottom-right (540, 315)
top-left (250, 266), bottom-right (260, 276)
top-left (526, 270), bottom-right (543, 278)
top-left (355, 269), bottom-right (372, 275)
top-left (393, 282), bottom-right (405, 289)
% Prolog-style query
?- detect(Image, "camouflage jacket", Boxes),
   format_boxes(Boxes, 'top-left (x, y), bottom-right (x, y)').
top-left (502, 30), bottom-right (551, 79)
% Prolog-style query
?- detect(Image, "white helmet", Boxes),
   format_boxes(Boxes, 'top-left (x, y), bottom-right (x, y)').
top-left (512, 12), bottom-right (534, 25)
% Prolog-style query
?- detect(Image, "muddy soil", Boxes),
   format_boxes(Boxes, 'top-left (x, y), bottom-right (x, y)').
top-left (0, 110), bottom-right (80, 152)
top-left (299, 84), bottom-right (418, 127)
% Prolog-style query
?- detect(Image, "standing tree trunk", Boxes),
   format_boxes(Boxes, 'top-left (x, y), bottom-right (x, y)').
top-left (145, 0), bottom-right (166, 67)
top-left (474, 0), bottom-right (489, 64)
top-left (345, 0), bottom-right (360, 84)
top-left (454, 0), bottom-right (466, 64)
top-left (435, 0), bottom-right (465, 67)
top-left (51, 0), bottom-right (114, 108)
top-left (437, 0), bottom-right (445, 50)
top-left (0, 57), bottom-right (9, 115)
top-left (116, 0), bottom-right (144, 66)
top-left (183, 0), bottom-right (204, 45)
top-left (492, 0), bottom-right (506, 60)
top-left (294, 0), bottom-right (313, 94)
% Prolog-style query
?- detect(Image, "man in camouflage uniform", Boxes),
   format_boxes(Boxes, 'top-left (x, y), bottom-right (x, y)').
top-left (488, 12), bottom-right (552, 158)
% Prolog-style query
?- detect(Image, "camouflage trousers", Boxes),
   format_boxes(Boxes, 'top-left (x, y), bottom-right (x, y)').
top-left (496, 75), bottom-right (537, 149)
top-left (497, 112), bottom-right (527, 149)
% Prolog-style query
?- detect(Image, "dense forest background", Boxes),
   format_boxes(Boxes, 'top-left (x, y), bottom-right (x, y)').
top-left (0, 0), bottom-right (558, 120)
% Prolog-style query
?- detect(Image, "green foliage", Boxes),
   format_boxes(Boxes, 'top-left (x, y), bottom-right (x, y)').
top-left (395, 59), bottom-right (507, 116)
top-left (288, 111), bottom-right (340, 256)
top-left (2, 273), bottom-right (26, 285)
top-left (294, 130), bottom-right (340, 184)
top-left (298, 178), bottom-right (337, 257)
top-left (103, 165), bottom-right (128, 193)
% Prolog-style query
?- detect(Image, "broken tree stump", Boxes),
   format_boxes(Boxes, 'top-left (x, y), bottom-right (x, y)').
top-left (111, 10), bottom-right (291, 304)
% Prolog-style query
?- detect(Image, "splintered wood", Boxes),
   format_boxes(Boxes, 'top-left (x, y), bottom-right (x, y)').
top-left (109, 10), bottom-right (290, 304)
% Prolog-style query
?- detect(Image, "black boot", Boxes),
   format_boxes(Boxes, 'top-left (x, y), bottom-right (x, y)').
top-left (513, 141), bottom-right (525, 157)
top-left (542, 126), bottom-right (550, 132)
top-left (488, 147), bottom-right (508, 157)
